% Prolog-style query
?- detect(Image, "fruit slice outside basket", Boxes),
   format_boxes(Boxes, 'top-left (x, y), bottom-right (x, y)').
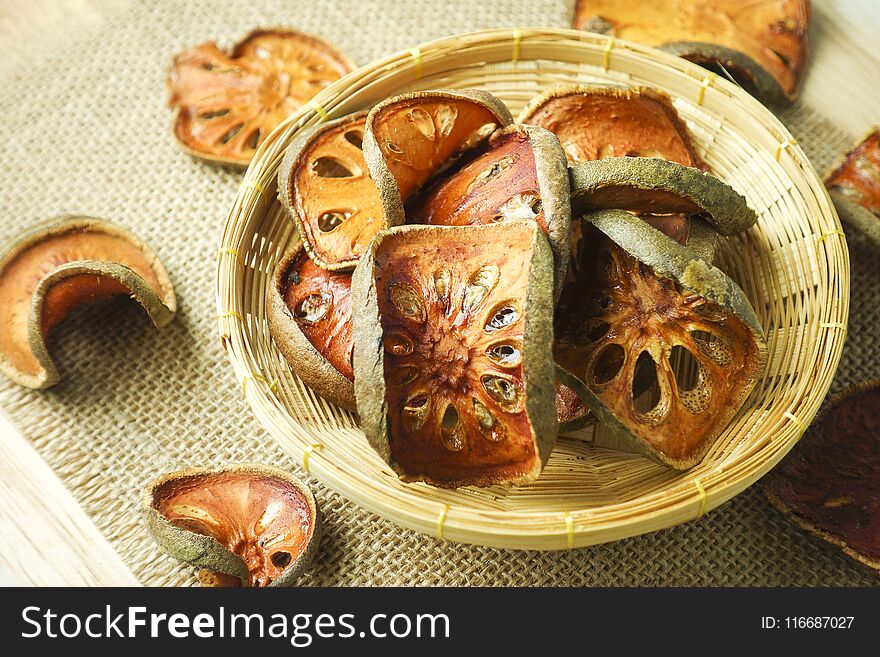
top-left (351, 221), bottom-right (556, 488)
top-left (825, 127), bottom-right (880, 249)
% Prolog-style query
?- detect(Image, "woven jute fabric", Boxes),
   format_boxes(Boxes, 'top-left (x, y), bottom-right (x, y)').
top-left (0, 0), bottom-right (876, 586)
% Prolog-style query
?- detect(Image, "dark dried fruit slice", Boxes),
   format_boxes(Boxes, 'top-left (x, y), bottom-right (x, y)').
top-left (352, 221), bottom-right (556, 488)
top-left (168, 29), bottom-right (353, 166)
top-left (825, 128), bottom-right (880, 248)
top-left (572, 1), bottom-right (810, 104)
top-left (408, 124), bottom-right (571, 299)
top-left (569, 157), bottom-right (757, 236)
top-left (765, 382), bottom-right (880, 572)
top-left (144, 464), bottom-right (320, 587)
top-left (278, 112), bottom-right (385, 270)
top-left (266, 243), bottom-right (354, 411)
top-left (363, 89), bottom-right (513, 225)
top-left (0, 217), bottom-right (176, 389)
top-left (557, 210), bottom-right (766, 469)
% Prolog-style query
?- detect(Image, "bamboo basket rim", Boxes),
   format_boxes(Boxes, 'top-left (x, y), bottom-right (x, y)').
top-left (216, 27), bottom-right (849, 550)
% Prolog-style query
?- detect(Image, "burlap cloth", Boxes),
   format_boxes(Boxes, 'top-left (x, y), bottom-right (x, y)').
top-left (0, 0), bottom-right (876, 586)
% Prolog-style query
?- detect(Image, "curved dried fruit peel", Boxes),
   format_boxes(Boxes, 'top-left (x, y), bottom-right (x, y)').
top-left (266, 243), bottom-right (355, 411)
top-left (278, 112), bottom-right (385, 270)
top-left (168, 29), bottom-right (353, 166)
top-left (569, 157), bottom-right (757, 236)
top-left (825, 128), bottom-right (880, 248)
top-left (362, 89), bottom-right (514, 225)
top-left (572, 1), bottom-right (810, 103)
top-left (0, 217), bottom-right (176, 389)
top-left (765, 382), bottom-right (880, 572)
top-left (144, 464), bottom-right (320, 587)
top-left (352, 221), bottom-right (557, 488)
top-left (409, 124), bottom-right (571, 299)
top-left (558, 210), bottom-right (766, 469)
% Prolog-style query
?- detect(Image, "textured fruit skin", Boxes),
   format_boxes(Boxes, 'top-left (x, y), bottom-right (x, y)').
top-left (143, 464), bottom-right (321, 588)
top-left (765, 381), bottom-right (879, 573)
top-left (266, 244), bottom-right (355, 411)
top-left (362, 89), bottom-right (514, 227)
top-left (569, 157), bottom-right (757, 235)
top-left (825, 127), bottom-right (880, 249)
top-left (351, 221), bottom-right (557, 488)
top-left (0, 216), bottom-right (176, 389)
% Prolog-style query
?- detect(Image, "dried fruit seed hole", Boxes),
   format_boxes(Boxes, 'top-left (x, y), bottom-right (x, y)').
top-left (481, 373), bottom-right (523, 412)
top-left (311, 156), bottom-right (361, 178)
top-left (440, 404), bottom-right (464, 451)
top-left (484, 301), bottom-right (520, 333)
top-left (485, 340), bottom-right (522, 367)
top-left (317, 211), bottom-right (351, 233)
top-left (494, 193), bottom-right (542, 223)
top-left (295, 292), bottom-right (331, 323)
top-left (590, 343), bottom-right (625, 386)
top-left (402, 394), bottom-right (430, 431)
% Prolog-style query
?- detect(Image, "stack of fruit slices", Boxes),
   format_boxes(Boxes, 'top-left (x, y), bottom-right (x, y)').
top-left (268, 84), bottom-right (767, 488)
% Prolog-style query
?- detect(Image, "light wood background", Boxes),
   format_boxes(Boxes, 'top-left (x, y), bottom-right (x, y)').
top-left (0, 0), bottom-right (877, 586)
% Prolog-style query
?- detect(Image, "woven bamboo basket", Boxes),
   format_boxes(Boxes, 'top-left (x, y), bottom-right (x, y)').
top-left (216, 28), bottom-right (848, 550)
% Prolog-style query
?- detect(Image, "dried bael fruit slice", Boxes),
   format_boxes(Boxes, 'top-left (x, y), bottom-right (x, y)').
top-left (572, 1), bottom-right (810, 104)
top-left (266, 243), bottom-right (354, 411)
top-left (352, 221), bottom-right (556, 488)
top-left (409, 124), bottom-right (571, 298)
top-left (144, 464), bottom-right (320, 587)
top-left (765, 382), bottom-right (880, 572)
top-left (557, 210), bottom-right (766, 469)
top-left (278, 112), bottom-right (385, 270)
top-left (569, 157), bottom-right (757, 236)
top-left (0, 217), bottom-right (176, 389)
top-left (363, 89), bottom-right (513, 225)
top-left (825, 128), bottom-right (880, 248)
top-left (168, 29), bottom-right (354, 166)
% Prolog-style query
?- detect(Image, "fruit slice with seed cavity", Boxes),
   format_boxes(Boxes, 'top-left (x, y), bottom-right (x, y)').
top-left (278, 112), bottom-right (385, 270)
top-left (168, 29), bottom-right (353, 166)
top-left (0, 217), bottom-right (176, 389)
top-left (765, 381), bottom-right (880, 573)
top-left (409, 124), bottom-right (571, 299)
top-left (557, 210), bottom-right (766, 468)
top-left (266, 243), bottom-right (354, 411)
top-left (825, 128), bottom-right (880, 248)
top-left (352, 221), bottom-right (556, 488)
top-left (362, 89), bottom-right (513, 226)
top-left (144, 464), bottom-right (320, 587)
top-left (572, 0), bottom-right (810, 104)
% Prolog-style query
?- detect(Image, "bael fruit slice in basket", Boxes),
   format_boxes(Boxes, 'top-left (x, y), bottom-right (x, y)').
top-left (764, 381), bottom-right (880, 573)
top-left (278, 112), bottom-right (385, 270)
top-left (352, 221), bottom-right (556, 488)
top-left (266, 243), bottom-right (355, 411)
top-left (0, 217), bottom-right (176, 389)
top-left (144, 464), bottom-right (320, 587)
top-left (825, 128), bottom-right (880, 248)
top-left (362, 89), bottom-right (513, 226)
top-left (571, 1), bottom-right (810, 104)
top-left (557, 210), bottom-right (766, 469)
top-left (408, 124), bottom-right (571, 299)
top-left (168, 29), bottom-right (354, 166)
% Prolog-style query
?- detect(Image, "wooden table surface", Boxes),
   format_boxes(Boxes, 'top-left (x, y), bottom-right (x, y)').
top-left (0, 0), bottom-right (878, 586)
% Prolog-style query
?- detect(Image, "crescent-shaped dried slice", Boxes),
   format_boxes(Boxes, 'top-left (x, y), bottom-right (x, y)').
top-left (352, 221), bottom-right (556, 488)
top-left (825, 128), bottom-right (880, 248)
top-left (0, 217), bottom-right (176, 389)
top-left (278, 112), bottom-right (385, 270)
top-left (557, 210), bottom-right (766, 469)
top-left (572, 1), bottom-right (810, 104)
top-left (765, 382), bottom-right (880, 573)
top-left (408, 124), bottom-right (571, 299)
top-left (362, 89), bottom-right (514, 225)
top-left (168, 29), bottom-right (353, 166)
top-left (144, 464), bottom-right (320, 587)
top-left (266, 243), bottom-right (354, 411)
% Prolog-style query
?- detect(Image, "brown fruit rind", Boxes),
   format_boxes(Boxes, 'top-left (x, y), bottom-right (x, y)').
top-left (277, 112), bottom-right (385, 270)
top-left (167, 28), bottom-right (354, 167)
top-left (825, 127), bottom-right (880, 249)
top-left (569, 157), bottom-right (757, 236)
top-left (351, 221), bottom-right (557, 488)
top-left (565, 210), bottom-right (767, 469)
top-left (362, 89), bottom-right (514, 226)
top-left (266, 243), bottom-right (355, 411)
top-left (0, 217), bottom-right (176, 389)
top-left (764, 381), bottom-right (880, 573)
top-left (143, 464), bottom-right (321, 587)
